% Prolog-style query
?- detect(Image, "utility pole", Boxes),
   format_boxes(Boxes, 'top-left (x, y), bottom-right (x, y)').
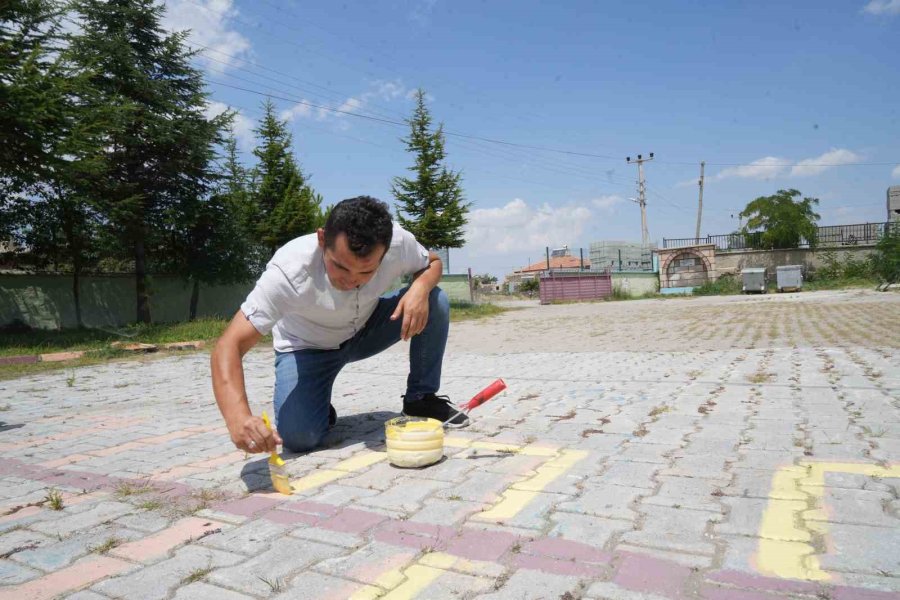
top-left (695, 161), bottom-right (705, 241)
top-left (626, 153), bottom-right (653, 247)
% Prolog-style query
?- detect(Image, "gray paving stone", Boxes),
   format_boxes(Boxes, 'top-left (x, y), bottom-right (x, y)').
top-left (93, 545), bottom-right (243, 600)
top-left (472, 569), bottom-right (584, 599)
top-left (172, 582), bottom-right (256, 599)
top-left (313, 541), bottom-right (416, 586)
top-left (621, 505), bottom-right (719, 555)
top-left (0, 558), bottom-right (41, 585)
top-left (549, 512), bottom-right (630, 547)
top-left (272, 571), bottom-right (373, 599)
top-left (196, 518), bottom-right (290, 555)
top-left (207, 537), bottom-right (341, 596)
top-left (31, 501), bottom-right (137, 537)
top-left (557, 484), bottom-right (645, 520)
top-left (817, 522), bottom-right (900, 576)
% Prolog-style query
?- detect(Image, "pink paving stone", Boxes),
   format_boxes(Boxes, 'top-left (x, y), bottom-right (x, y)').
top-left (38, 350), bottom-right (85, 362)
top-left (0, 554), bottom-right (132, 600)
top-left (39, 454), bottom-right (93, 468)
top-left (613, 552), bottom-right (693, 599)
top-left (0, 505), bottom-right (42, 525)
top-left (190, 451), bottom-right (247, 469)
top-left (151, 465), bottom-right (208, 481)
top-left (111, 516), bottom-right (224, 563)
top-left (88, 441), bottom-right (151, 457)
top-left (319, 508), bottom-right (389, 534)
top-left (442, 528), bottom-right (518, 562)
top-left (373, 520), bottom-right (457, 551)
top-left (705, 569), bottom-right (822, 596)
top-left (523, 536), bottom-right (612, 564)
top-left (137, 430), bottom-right (195, 444)
top-left (214, 495), bottom-right (284, 517)
top-left (0, 354), bottom-right (38, 365)
top-left (698, 585), bottom-right (786, 600)
top-left (512, 553), bottom-right (607, 577)
top-left (262, 508), bottom-right (319, 526)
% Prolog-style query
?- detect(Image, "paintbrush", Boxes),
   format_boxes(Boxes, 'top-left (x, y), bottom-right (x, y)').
top-left (261, 411), bottom-right (292, 495)
top-left (439, 378), bottom-right (507, 427)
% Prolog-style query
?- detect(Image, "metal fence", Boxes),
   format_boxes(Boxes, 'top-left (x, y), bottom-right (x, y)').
top-left (662, 222), bottom-right (897, 251)
top-left (538, 270), bottom-right (612, 304)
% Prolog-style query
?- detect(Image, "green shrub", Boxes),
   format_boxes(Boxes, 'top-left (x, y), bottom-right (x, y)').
top-left (693, 274), bottom-right (742, 296)
top-left (872, 225), bottom-right (900, 283)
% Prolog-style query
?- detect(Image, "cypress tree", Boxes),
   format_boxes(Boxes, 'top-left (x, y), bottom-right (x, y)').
top-left (392, 89), bottom-right (469, 251)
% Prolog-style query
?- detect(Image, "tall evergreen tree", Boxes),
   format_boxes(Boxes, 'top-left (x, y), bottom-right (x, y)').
top-left (0, 0), bottom-right (66, 193)
top-left (249, 99), bottom-right (322, 259)
top-left (392, 89), bottom-right (469, 250)
top-left (66, 0), bottom-right (228, 323)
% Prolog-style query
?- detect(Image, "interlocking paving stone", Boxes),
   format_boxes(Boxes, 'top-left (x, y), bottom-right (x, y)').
top-left (1, 291), bottom-right (898, 599)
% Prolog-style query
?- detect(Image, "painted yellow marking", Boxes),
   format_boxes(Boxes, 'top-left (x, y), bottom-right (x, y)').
top-left (758, 461), bottom-right (900, 582)
top-left (347, 584), bottom-right (382, 600)
top-left (444, 437), bottom-right (558, 457)
top-left (290, 450), bottom-right (386, 492)
top-left (474, 449), bottom-right (589, 521)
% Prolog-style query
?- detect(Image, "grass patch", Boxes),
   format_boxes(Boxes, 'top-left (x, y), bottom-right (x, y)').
top-left (0, 318), bottom-right (233, 358)
top-left (115, 481), bottom-right (155, 498)
top-left (449, 301), bottom-right (507, 322)
top-left (90, 536), bottom-right (123, 554)
top-left (803, 277), bottom-right (879, 291)
top-left (44, 489), bottom-right (64, 511)
top-left (182, 567), bottom-right (212, 585)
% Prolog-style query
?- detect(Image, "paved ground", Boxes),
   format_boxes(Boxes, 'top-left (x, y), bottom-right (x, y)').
top-left (1, 289), bottom-right (898, 599)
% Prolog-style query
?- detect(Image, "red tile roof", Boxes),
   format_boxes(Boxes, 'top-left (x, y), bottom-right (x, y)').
top-left (517, 256), bottom-right (590, 273)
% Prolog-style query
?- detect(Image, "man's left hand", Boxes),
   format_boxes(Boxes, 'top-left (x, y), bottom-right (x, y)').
top-left (390, 285), bottom-right (430, 341)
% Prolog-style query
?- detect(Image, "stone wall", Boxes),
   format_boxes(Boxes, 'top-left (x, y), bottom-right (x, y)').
top-left (656, 245), bottom-right (717, 289)
top-left (714, 246), bottom-right (876, 276)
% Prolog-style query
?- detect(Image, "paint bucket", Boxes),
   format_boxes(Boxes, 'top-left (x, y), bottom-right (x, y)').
top-left (384, 416), bottom-right (444, 468)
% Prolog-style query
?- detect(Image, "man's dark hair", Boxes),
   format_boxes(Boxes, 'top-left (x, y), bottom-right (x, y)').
top-left (323, 196), bottom-right (393, 257)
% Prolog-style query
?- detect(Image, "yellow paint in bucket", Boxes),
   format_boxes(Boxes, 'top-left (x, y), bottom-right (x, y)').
top-left (385, 416), bottom-right (444, 468)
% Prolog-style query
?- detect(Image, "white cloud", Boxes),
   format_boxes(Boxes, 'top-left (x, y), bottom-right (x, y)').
top-left (790, 148), bottom-right (862, 176)
top-left (205, 101), bottom-right (254, 151)
top-left (714, 156), bottom-right (788, 181)
top-left (892, 165), bottom-right (900, 178)
top-left (591, 195), bottom-right (624, 210)
top-left (280, 102), bottom-right (313, 122)
top-left (463, 198), bottom-right (592, 254)
top-left (863, 0), bottom-right (900, 15)
top-left (162, 0), bottom-right (251, 73)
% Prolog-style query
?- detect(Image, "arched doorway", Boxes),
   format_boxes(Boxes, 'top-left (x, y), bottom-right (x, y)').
top-left (664, 250), bottom-right (710, 289)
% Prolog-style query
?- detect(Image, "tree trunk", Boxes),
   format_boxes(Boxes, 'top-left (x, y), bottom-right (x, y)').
top-left (189, 278), bottom-right (200, 321)
top-left (134, 235), bottom-right (151, 323)
top-left (72, 265), bottom-right (83, 329)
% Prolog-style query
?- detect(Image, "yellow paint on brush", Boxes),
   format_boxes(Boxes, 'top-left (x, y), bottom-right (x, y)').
top-left (290, 450), bottom-right (386, 493)
top-left (757, 461), bottom-right (900, 582)
top-left (474, 449), bottom-right (588, 521)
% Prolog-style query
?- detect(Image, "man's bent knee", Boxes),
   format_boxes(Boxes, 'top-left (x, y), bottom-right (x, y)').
top-left (279, 427), bottom-right (326, 453)
top-left (430, 287), bottom-right (450, 315)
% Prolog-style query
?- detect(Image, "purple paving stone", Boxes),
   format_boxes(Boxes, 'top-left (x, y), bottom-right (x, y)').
top-left (262, 509), bottom-right (318, 526)
top-left (442, 528), bottom-right (518, 562)
top-left (705, 569), bottom-right (822, 596)
top-left (523, 537), bottom-right (612, 565)
top-left (512, 553), bottom-right (606, 577)
top-left (699, 584), bottom-right (787, 600)
top-left (613, 551), bottom-right (692, 599)
top-left (278, 500), bottom-right (340, 519)
top-left (373, 520), bottom-right (456, 551)
top-left (213, 495), bottom-right (284, 517)
top-left (318, 508), bottom-right (388, 534)
top-left (832, 586), bottom-right (900, 600)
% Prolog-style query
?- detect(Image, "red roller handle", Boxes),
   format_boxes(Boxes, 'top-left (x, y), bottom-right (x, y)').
top-left (463, 379), bottom-right (507, 411)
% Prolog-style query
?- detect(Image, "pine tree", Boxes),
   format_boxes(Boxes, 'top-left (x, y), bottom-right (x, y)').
top-left (0, 0), bottom-right (66, 192)
top-left (392, 89), bottom-right (469, 250)
top-left (250, 99), bottom-right (322, 258)
top-left (66, 0), bottom-right (228, 323)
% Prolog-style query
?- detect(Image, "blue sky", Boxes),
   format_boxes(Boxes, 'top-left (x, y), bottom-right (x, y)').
top-left (163, 0), bottom-right (900, 277)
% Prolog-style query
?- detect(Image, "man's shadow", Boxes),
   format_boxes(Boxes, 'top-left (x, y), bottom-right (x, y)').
top-left (239, 410), bottom-right (396, 493)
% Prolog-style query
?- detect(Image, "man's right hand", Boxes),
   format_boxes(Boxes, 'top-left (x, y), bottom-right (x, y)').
top-left (229, 414), bottom-right (283, 454)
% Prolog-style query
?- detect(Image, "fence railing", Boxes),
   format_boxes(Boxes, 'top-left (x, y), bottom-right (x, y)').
top-left (662, 221), bottom-right (897, 251)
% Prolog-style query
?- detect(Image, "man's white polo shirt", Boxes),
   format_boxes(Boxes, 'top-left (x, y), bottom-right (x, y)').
top-left (240, 224), bottom-right (430, 353)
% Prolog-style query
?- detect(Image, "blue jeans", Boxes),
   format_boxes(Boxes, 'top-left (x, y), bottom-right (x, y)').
top-left (273, 286), bottom-right (449, 452)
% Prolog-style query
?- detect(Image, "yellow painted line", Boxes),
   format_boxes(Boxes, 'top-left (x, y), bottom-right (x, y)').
top-left (290, 450), bottom-right (386, 493)
top-left (757, 461), bottom-right (900, 582)
top-left (445, 436), bottom-right (558, 457)
top-left (474, 449), bottom-right (589, 521)
top-left (348, 585), bottom-right (382, 600)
